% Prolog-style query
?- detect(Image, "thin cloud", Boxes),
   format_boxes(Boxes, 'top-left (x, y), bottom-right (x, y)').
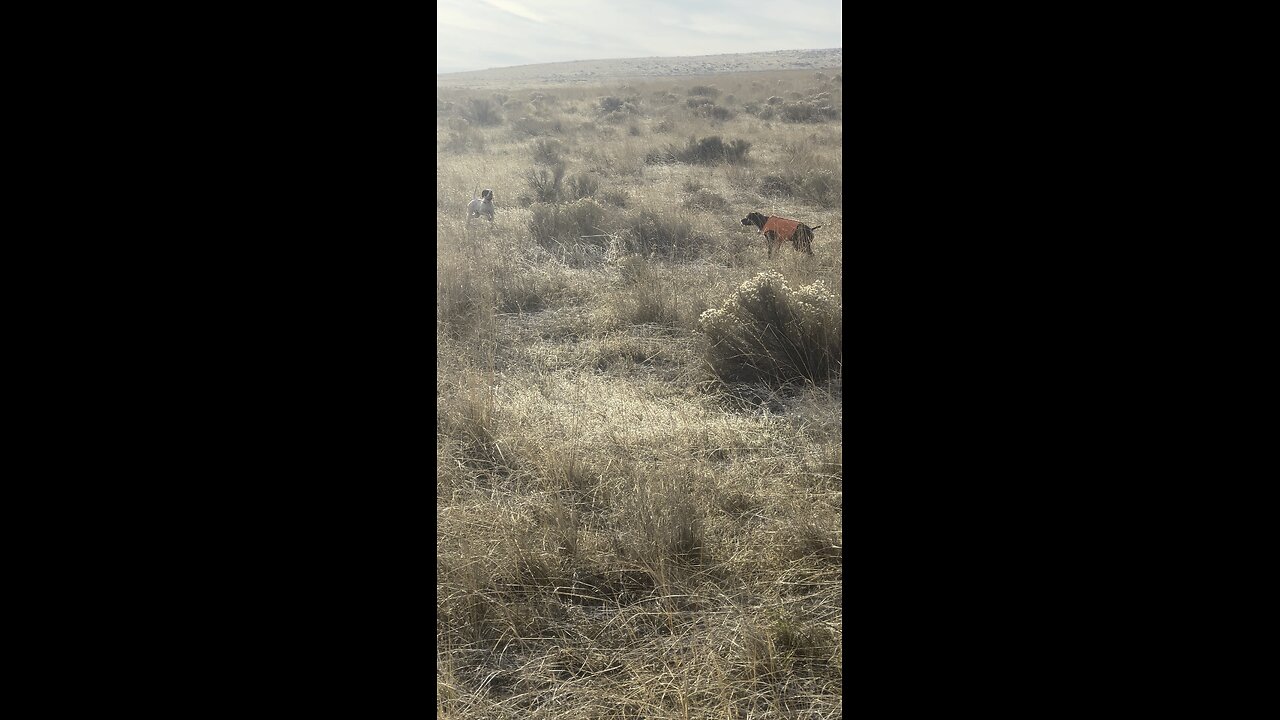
top-left (438, 0), bottom-right (841, 73)
top-left (478, 0), bottom-right (547, 24)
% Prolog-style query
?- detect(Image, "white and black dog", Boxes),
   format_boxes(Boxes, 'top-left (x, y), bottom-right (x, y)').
top-left (467, 188), bottom-right (495, 222)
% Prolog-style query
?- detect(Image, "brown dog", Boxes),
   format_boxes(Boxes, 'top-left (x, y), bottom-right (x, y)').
top-left (741, 212), bottom-right (821, 257)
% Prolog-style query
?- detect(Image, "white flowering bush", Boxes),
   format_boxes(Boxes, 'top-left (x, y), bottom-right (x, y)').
top-left (699, 270), bottom-right (841, 384)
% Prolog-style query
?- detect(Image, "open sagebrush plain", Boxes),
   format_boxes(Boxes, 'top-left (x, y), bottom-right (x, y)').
top-left (438, 52), bottom-right (842, 719)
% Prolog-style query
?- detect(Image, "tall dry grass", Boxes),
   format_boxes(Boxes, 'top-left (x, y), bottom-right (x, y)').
top-left (438, 66), bottom-right (843, 719)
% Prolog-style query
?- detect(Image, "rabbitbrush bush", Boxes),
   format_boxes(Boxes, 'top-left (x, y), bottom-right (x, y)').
top-left (700, 270), bottom-right (841, 384)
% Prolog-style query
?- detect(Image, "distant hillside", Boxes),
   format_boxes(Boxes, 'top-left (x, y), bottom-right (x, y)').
top-left (436, 48), bottom-right (841, 88)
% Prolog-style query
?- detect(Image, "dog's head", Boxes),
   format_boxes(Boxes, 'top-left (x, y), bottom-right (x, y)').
top-left (481, 189), bottom-right (493, 201)
top-left (741, 212), bottom-right (767, 230)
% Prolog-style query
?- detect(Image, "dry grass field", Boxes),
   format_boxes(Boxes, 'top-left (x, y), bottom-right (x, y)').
top-left (438, 56), bottom-right (842, 719)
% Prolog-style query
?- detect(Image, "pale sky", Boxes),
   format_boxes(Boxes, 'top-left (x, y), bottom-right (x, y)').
top-left (437, 0), bottom-right (842, 74)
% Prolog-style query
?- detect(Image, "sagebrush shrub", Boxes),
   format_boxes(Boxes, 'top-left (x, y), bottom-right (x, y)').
top-left (780, 101), bottom-right (839, 123)
top-left (621, 208), bottom-right (716, 261)
top-left (700, 270), bottom-right (841, 384)
top-left (531, 137), bottom-right (565, 165)
top-left (528, 198), bottom-right (609, 247)
top-left (706, 105), bottom-right (734, 121)
top-left (464, 97), bottom-right (503, 126)
top-left (526, 161), bottom-right (566, 202)
top-left (443, 128), bottom-right (485, 153)
top-left (653, 136), bottom-right (751, 165)
top-left (567, 173), bottom-right (600, 200)
top-left (598, 188), bottom-right (630, 207)
top-left (759, 169), bottom-right (840, 205)
top-left (512, 115), bottom-right (563, 137)
top-left (684, 189), bottom-right (730, 212)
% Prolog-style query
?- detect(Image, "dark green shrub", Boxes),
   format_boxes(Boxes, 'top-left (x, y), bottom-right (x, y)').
top-left (688, 85), bottom-right (720, 98)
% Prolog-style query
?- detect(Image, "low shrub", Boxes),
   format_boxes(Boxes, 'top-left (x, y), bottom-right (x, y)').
top-left (463, 97), bottom-right (503, 126)
top-left (780, 101), bottom-right (839, 123)
top-left (512, 115), bottom-right (564, 137)
top-left (758, 168), bottom-right (841, 205)
top-left (648, 136), bottom-right (752, 166)
top-left (567, 173), bottom-right (600, 200)
top-left (706, 105), bottom-right (734, 121)
top-left (700, 270), bottom-right (841, 385)
top-left (620, 208), bottom-right (717, 261)
top-left (528, 198), bottom-right (610, 249)
top-left (528, 92), bottom-right (558, 107)
top-left (644, 148), bottom-right (678, 165)
top-left (598, 188), bottom-right (631, 207)
top-left (532, 137), bottom-right (566, 166)
top-left (442, 127), bottom-right (486, 153)
top-left (683, 189), bottom-right (731, 212)
top-left (525, 161), bottom-right (566, 202)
